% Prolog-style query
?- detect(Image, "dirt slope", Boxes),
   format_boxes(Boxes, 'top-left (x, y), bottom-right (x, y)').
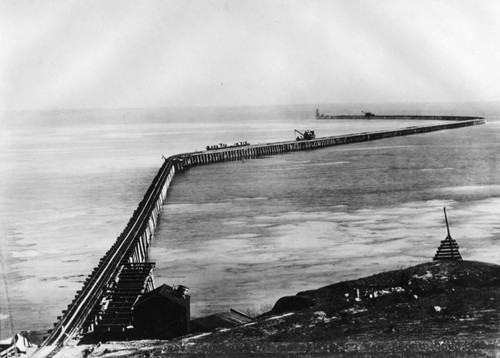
top-left (56, 260), bottom-right (500, 357)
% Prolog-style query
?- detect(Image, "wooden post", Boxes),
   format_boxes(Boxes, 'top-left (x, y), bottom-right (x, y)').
top-left (444, 207), bottom-right (453, 259)
top-left (444, 207), bottom-right (451, 238)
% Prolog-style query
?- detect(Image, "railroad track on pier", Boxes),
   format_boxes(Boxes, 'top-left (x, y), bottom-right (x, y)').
top-left (32, 158), bottom-right (175, 357)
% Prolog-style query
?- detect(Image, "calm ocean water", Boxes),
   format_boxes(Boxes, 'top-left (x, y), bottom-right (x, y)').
top-left (1, 102), bottom-right (499, 338)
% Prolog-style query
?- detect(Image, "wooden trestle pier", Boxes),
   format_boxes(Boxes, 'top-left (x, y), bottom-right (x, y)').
top-left (32, 115), bottom-right (484, 357)
top-left (173, 117), bottom-right (484, 169)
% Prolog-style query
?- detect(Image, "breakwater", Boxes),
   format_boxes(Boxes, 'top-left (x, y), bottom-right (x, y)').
top-left (316, 114), bottom-right (482, 121)
top-left (33, 116), bottom-right (485, 356)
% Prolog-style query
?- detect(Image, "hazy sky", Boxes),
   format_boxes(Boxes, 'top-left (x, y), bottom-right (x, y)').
top-left (1, 0), bottom-right (499, 110)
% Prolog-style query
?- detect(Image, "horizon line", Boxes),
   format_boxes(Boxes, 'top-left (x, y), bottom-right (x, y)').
top-left (2, 100), bottom-right (500, 114)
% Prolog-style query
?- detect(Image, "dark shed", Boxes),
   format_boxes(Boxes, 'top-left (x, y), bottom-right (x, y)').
top-left (133, 284), bottom-right (190, 339)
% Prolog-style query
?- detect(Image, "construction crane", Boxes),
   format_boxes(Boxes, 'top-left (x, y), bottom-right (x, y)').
top-left (295, 129), bottom-right (316, 141)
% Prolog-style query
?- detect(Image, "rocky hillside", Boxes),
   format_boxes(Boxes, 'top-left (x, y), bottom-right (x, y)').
top-left (56, 260), bottom-right (500, 357)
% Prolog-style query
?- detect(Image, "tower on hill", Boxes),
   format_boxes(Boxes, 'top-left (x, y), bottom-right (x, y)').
top-left (433, 207), bottom-right (463, 261)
